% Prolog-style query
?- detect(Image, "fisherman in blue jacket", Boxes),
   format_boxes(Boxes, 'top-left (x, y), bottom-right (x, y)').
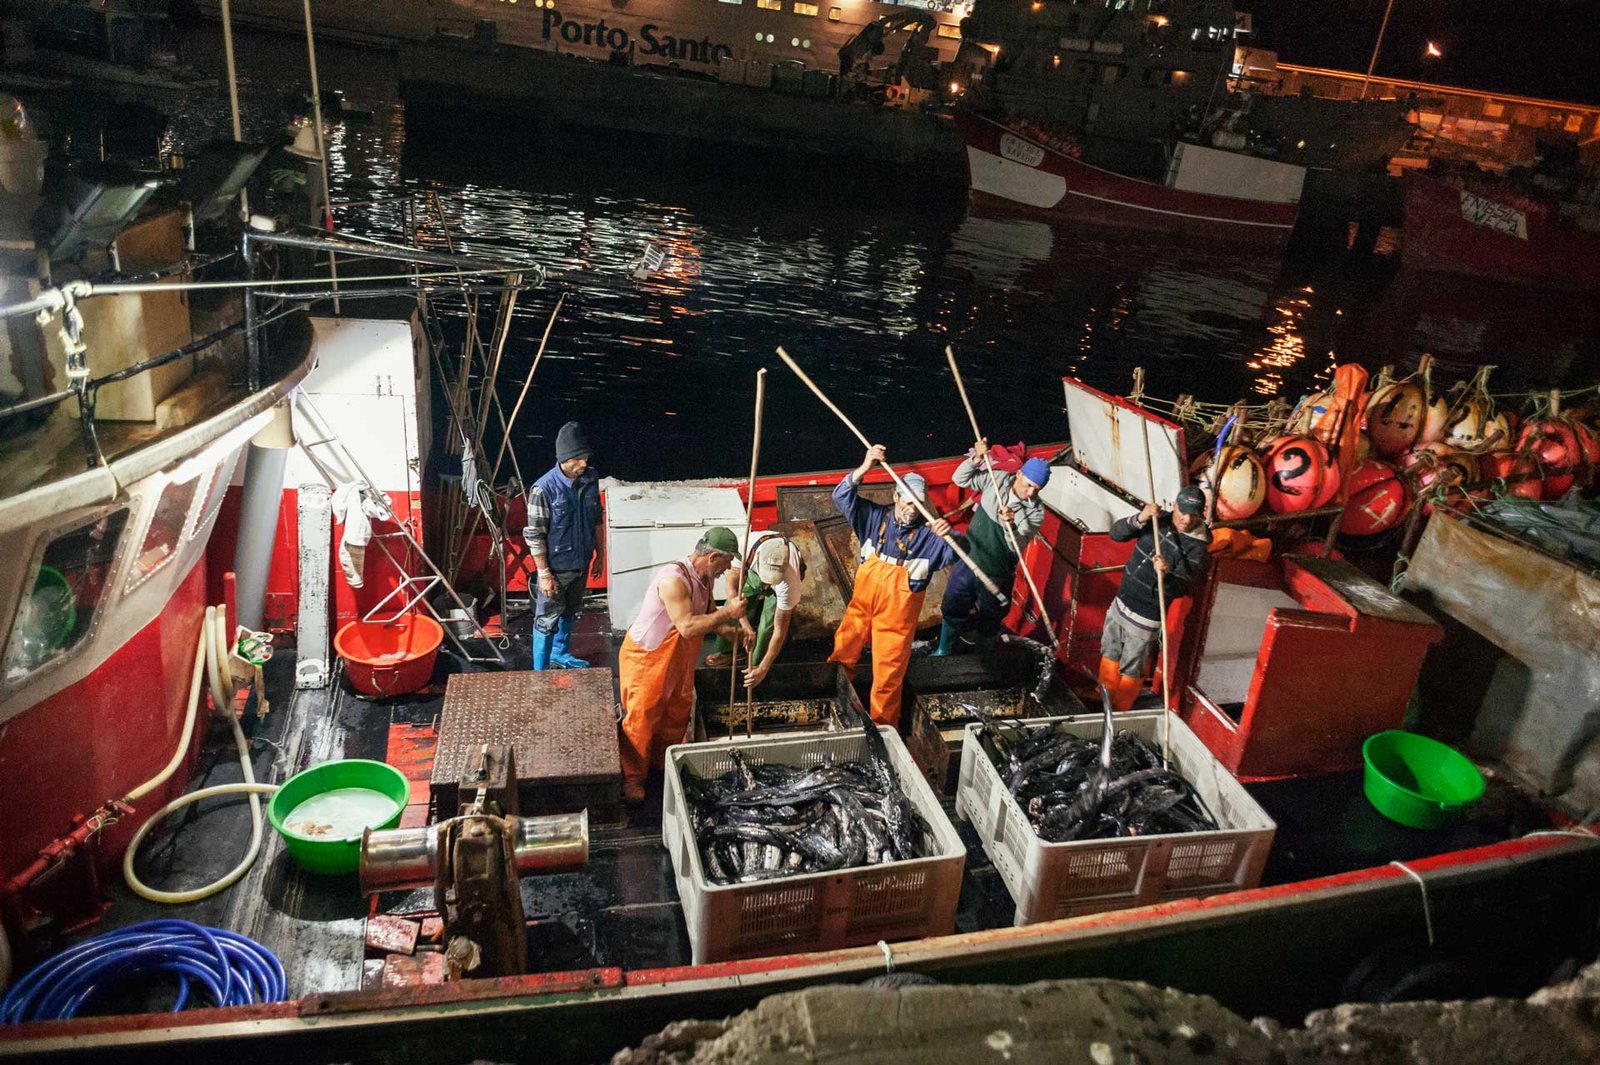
top-left (524, 421), bottom-right (604, 670)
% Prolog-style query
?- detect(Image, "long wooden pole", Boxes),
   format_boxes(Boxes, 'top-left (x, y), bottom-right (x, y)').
top-left (735, 369), bottom-right (768, 739)
top-left (775, 347), bottom-right (1006, 602)
top-left (944, 346), bottom-right (1059, 652)
top-left (487, 290), bottom-right (564, 492)
top-left (1140, 417), bottom-right (1174, 767)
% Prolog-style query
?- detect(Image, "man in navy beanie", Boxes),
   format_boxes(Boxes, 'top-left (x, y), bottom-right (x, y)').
top-left (523, 421), bottom-right (603, 669)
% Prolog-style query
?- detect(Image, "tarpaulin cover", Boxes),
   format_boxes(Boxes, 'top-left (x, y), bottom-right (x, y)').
top-left (1403, 512), bottom-right (1600, 815)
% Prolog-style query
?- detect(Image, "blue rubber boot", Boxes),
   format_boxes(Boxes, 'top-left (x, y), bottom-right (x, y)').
top-left (550, 616), bottom-right (590, 669)
top-left (929, 620), bottom-right (960, 657)
top-left (531, 628), bottom-right (554, 671)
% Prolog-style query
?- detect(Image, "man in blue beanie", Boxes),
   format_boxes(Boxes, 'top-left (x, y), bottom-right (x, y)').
top-left (524, 421), bottom-right (603, 669)
top-left (933, 441), bottom-right (1051, 655)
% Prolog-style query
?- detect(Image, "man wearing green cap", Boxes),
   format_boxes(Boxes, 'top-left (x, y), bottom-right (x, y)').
top-left (617, 528), bottom-right (747, 802)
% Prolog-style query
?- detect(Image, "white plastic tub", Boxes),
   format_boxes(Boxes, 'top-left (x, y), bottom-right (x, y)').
top-left (955, 711), bottom-right (1275, 925)
top-left (663, 726), bottom-right (966, 964)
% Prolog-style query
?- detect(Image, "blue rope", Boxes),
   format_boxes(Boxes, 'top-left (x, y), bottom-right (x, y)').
top-left (1, 920), bottom-right (286, 1023)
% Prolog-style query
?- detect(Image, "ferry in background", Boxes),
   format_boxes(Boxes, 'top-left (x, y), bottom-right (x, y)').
top-left (199, 0), bottom-right (975, 73)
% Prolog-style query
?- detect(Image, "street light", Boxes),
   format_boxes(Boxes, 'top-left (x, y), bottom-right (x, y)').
top-left (1425, 41), bottom-right (1443, 58)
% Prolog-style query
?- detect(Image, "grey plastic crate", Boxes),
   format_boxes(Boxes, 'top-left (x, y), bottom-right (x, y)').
top-left (664, 726), bottom-right (966, 964)
top-left (955, 711), bottom-right (1275, 925)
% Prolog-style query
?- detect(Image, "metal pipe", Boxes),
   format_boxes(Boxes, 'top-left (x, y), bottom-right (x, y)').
top-left (247, 230), bottom-right (526, 273)
top-left (232, 442), bottom-right (289, 632)
top-left (359, 812), bottom-right (589, 893)
top-left (1360, 0), bottom-right (1398, 100)
top-left (300, 0), bottom-right (339, 309)
top-left (219, 0), bottom-right (248, 218)
top-left (242, 229), bottom-right (260, 391)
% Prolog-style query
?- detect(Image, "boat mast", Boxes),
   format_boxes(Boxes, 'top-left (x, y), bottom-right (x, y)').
top-left (1359, 0), bottom-right (1397, 100)
top-left (301, 0), bottom-right (340, 310)
top-left (219, 0), bottom-right (247, 216)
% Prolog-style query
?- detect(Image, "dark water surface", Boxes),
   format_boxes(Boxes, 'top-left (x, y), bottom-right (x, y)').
top-left (45, 27), bottom-right (1600, 481)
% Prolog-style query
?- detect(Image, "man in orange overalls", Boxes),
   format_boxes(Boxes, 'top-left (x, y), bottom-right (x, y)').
top-left (617, 527), bottom-right (747, 803)
top-left (830, 444), bottom-right (956, 728)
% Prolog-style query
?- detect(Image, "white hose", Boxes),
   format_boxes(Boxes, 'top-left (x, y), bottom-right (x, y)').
top-left (121, 604), bottom-right (281, 904)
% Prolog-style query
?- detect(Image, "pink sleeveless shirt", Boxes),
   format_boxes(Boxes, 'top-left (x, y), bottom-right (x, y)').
top-left (626, 555), bottom-right (712, 652)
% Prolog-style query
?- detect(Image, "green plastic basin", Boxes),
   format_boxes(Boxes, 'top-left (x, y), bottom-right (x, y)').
top-left (1362, 730), bottom-right (1485, 830)
top-left (267, 759), bottom-right (409, 875)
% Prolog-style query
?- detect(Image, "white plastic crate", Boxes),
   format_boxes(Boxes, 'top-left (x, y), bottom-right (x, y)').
top-left (955, 711), bottom-right (1275, 925)
top-left (663, 727), bottom-right (966, 964)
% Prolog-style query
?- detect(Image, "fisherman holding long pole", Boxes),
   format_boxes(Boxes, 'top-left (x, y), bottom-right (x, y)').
top-left (933, 442), bottom-right (1051, 656)
top-left (1101, 486), bottom-right (1211, 712)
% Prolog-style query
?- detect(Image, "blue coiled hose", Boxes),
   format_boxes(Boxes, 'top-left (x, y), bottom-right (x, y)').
top-left (0, 919), bottom-right (286, 1023)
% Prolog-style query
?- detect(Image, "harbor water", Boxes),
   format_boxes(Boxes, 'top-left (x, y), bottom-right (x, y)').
top-left (32, 26), bottom-right (1600, 481)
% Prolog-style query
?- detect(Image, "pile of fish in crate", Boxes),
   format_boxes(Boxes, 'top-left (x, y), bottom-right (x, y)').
top-left (663, 715), bottom-right (965, 964)
top-left (956, 694), bottom-right (1276, 925)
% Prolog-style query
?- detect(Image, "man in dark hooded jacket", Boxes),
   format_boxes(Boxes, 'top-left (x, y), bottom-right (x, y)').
top-left (1101, 484), bottom-right (1211, 710)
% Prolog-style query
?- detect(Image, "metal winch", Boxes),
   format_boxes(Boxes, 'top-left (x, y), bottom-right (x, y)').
top-left (359, 744), bottom-right (588, 978)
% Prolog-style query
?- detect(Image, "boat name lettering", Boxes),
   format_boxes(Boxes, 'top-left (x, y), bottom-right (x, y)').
top-left (1458, 190), bottom-right (1528, 240)
top-left (999, 133), bottom-right (1044, 168)
top-left (541, 9), bottom-right (734, 66)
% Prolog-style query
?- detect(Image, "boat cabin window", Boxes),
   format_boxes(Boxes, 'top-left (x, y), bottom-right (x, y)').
top-left (937, 22), bottom-right (962, 37)
top-left (126, 470), bottom-right (205, 593)
top-left (185, 456), bottom-right (234, 543)
top-left (757, 0), bottom-right (781, 10)
top-left (793, 1), bottom-right (818, 14)
top-left (4, 508), bottom-right (131, 685)
top-left (828, 6), bottom-right (842, 19)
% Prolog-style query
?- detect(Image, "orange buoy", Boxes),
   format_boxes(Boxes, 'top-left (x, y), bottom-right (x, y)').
top-left (1365, 379), bottom-right (1428, 459)
top-left (1260, 435), bottom-right (1330, 515)
top-left (1417, 391), bottom-right (1452, 446)
top-left (1338, 460), bottom-right (1410, 537)
top-left (1313, 456), bottom-right (1344, 508)
top-left (1195, 445), bottom-right (1266, 521)
top-left (1569, 418), bottom-right (1600, 477)
top-left (1402, 443), bottom-right (1479, 498)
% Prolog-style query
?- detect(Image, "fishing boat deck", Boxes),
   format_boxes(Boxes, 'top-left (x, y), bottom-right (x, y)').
top-left (81, 594), bottom-right (1559, 1006)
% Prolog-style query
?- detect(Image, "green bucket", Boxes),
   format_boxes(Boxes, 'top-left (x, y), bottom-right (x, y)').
top-left (267, 759), bottom-right (409, 875)
top-left (1362, 730), bottom-right (1485, 830)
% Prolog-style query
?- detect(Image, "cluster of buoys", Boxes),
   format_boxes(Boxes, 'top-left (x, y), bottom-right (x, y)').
top-left (1182, 362), bottom-right (1599, 542)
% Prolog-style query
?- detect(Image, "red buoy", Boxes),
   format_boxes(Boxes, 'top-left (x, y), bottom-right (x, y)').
top-left (1479, 449), bottom-right (1543, 501)
top-left (1260, 435), bottom-right (1330, 515)
top-left (1517, 417), bottom-right (1582, 499)
top-left (1338, 460), bottom-right (1410, 537)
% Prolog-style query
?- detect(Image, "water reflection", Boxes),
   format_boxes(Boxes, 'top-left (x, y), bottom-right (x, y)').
top-left (25, 25), bottom-right (1600, 481)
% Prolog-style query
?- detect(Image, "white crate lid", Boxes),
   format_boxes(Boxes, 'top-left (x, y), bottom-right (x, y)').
top-left (1063, 378), bottom-right (1186, 509)
top-left (605, 481), bottom-right (749, 633)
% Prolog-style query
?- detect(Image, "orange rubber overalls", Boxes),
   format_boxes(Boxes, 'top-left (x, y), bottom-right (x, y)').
top-left (618, 559), bottom-right (710, 797)
top-left (830, 555), bottom-right (923, 728)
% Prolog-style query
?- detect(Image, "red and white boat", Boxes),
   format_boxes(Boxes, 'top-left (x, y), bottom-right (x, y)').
top-left (0, 129), bottom-right (1597, 1065)
top-left (1401, 171), bottom-right (1600, 291)
top-left (957, 112), bottom-right (1305, 247)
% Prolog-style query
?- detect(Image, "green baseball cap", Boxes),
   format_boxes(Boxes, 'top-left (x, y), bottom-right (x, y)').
top-left (701, 526), bottom-right (739, 555)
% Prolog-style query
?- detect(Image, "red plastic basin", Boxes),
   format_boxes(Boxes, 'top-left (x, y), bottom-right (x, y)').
top-left (334, 614), bottom-right (443, 697)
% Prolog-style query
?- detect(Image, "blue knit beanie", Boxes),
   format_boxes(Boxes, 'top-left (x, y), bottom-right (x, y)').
top-left (1020, 457), bottom-right (1052, 487)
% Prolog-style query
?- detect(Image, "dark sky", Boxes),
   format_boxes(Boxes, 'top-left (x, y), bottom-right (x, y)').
top-left (1243, 0), bottom-right (1600, 105)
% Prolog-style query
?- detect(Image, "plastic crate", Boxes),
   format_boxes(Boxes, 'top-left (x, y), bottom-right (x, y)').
top-left (955, 711), bottom-right (1275, 925)
top-left (663, 727), bottom-right (966, 964)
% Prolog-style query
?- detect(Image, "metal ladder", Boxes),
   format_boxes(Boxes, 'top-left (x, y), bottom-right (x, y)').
top-left (293, 390), bottom-right (510, 667)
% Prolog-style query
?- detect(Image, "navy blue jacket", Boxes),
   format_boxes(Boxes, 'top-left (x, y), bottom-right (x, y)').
top-left (525, 463), bottom-right (601, 573)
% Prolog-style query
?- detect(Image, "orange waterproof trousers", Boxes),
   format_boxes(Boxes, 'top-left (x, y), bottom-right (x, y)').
top-left (829, 556), bottom-right (924, 728)
top-left (618, 626), bottom-right (700, 794)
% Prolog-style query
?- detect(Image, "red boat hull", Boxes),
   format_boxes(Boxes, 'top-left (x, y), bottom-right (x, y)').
top-left (956, 112), bottom-right (1301, 247)
top-left (1401, 172), bottom-right (1600, 291)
